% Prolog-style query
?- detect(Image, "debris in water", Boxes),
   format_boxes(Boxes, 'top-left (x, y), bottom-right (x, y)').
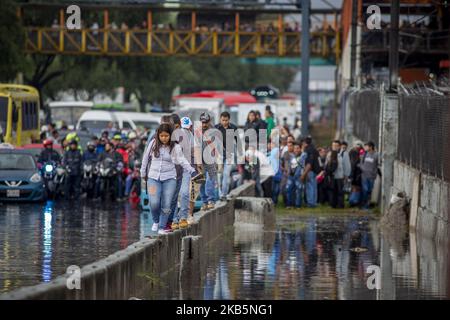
top-left (350, 247), bottom-right (368, 253)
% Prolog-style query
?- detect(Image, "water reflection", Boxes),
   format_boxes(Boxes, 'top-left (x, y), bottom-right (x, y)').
top-left (42, 201), bottom-right (53, 282)
top-left (0, 200), bottom-right (142, 293)
top-left (146, 213), bottom-right (449, 300)
top-left (1, 202), bottom-right (450, 299)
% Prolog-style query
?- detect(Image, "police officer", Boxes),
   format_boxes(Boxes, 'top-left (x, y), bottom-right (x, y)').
top-left (62, 140), bottom-right (83, 200)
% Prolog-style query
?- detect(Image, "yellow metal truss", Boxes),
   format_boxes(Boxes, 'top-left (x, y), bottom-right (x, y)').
top-left (25, 27), bottom-right (340, 59)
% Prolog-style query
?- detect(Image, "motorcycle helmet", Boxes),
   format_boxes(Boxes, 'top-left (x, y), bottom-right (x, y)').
top-left (128, 131), bottom-right (137, 140)
top-left (65, 132), bottom-right (79, 144)
top-left (43, 139), bottom-right (53, 147)
top-left (87, 141), bottom-right (96, 151)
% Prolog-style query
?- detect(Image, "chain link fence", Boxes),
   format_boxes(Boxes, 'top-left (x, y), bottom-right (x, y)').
top-left (398, 94), bottom-right (450, 182)
top-left (349, 89), bottom-right (381, 147)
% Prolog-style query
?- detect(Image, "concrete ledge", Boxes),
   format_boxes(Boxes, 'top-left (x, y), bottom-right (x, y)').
top-left (393, 160), bottom-right (450, 246)
top-left (0, 181), bottom-right (262, 300)
top-left (234, 197), bottom-right (275, 229)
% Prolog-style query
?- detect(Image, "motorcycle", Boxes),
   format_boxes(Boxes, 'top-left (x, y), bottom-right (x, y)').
top-left (97, 158), bottom-right (121, 201)
top-left (81, 160), bottom-right (97, 198)
top-left (53, 164), bottom-right (67, 199)
top-left (41, 161), bottom-right (58, 199)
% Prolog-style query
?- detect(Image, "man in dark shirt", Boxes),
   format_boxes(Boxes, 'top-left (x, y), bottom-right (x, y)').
top-left (215, 111), bottom-right (239, 200)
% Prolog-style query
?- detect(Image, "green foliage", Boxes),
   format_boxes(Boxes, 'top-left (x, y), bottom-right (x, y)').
top-left (43, 56), bottom-right (120, 101)
top-left (0, 0), bottom-right (25, 81)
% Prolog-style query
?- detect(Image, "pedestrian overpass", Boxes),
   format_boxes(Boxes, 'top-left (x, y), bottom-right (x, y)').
top-left (18, 1), bottom-right (341, 63)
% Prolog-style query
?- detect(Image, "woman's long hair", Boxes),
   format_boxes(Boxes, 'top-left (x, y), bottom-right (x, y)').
top-left (246, 110), bottom-right (256, 124)
top-left (151, 123), bottom-right (176, 158)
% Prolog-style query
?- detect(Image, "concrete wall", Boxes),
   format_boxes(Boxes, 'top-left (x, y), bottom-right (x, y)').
top-left (392, 160), bottom-right (450, 245)
top-left (0, 182), bottom-right (257, 300)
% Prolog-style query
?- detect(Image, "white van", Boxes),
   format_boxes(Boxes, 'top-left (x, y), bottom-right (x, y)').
top-left (113, 111), bottom-right (163, 133)
top-left (77, 110), bottom-right (119, 135)
top-left (77, 110), bottom-right (164, 135)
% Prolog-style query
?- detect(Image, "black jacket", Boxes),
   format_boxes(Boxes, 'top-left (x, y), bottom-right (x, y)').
top-left (215, 123), bottom-right (238, 160)
top-left (38, 149), bottom-right (61, 164)
top-left (97, 150), bottom-right (123, 165)
top-left (62, 149), bottom-right (83, 176)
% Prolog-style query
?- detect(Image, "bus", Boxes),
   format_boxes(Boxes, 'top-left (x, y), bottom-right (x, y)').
top-left (0, 84), bottom-right (40, 146)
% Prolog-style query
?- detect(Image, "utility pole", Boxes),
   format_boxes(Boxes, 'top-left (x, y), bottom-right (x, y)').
top-left (301, 0), bottom-right (310, 137)
top-left (350, 0), bottom-right (358, 87)
top-left (389, 0), bottom-right (400, 91)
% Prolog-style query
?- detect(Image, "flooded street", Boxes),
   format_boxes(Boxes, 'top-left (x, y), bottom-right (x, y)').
top-left (1, 202), bottom-right (449, 299)
top-left (0, 201), bottom-right (145, 293)
top-left (146, 213), bottom-right (450, 300)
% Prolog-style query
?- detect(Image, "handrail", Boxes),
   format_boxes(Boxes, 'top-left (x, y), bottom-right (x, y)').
top-left (24, 27), bottom-right (340, 60)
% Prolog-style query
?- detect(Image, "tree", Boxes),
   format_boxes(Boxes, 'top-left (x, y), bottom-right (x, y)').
top-left (0, 0), bottom-right (25, 81)
top-left (117, 57), bottom-right (197, 111)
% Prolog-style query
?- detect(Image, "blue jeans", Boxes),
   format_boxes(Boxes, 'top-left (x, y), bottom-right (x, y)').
top-left (168, 177), bottom-right (183, 224)
top-left (125, 174), bottom-right (133, 196)
top-left (175, 171), bottom-right (191, 222)
top-left (286, 176), bottom-right (303, 207)
top-left (361, 177), bottom-right (375, 209)
top-left (147, 178), bottom-right (177, 229)
top-left (220, 163), bottom-right (232, 197)
top-left (305, 171), bottom-right (317, 208)
top-left (200, 171), bottom-right (218, 204)
top-left (272, 179), bottom-right (281, 204)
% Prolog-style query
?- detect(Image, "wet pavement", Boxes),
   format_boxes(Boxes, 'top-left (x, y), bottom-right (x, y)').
top-left (1, 202), bottom-right (449, 299)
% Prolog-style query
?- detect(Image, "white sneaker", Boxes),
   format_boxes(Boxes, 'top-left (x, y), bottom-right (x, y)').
top-left (187, 216), bottom-right (195, 224)
top-left (151, 223), bottom-right (159, 232)
top-left (158, 229), bottom-right (169, 235)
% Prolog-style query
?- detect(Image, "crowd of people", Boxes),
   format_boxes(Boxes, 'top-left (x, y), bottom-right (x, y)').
top-left (270, 137), bottom-right (379, 211)
top-left (36, 105), bottom-right (380, 236)
top-left (38, 124), bottom-right (150, 201)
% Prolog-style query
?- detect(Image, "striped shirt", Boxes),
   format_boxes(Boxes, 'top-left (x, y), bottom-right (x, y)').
top-left (140, 140), bottom-right (195, 181)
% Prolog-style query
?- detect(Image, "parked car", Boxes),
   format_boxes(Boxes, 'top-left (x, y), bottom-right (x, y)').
top-left (0, 149), bottom-right (45, 201)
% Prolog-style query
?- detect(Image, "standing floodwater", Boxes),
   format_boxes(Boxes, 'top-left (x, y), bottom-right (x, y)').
top-left (0, 200), bottom-right (147, 293)
top-left (145, 212), bottom-right (450, 300)
top-left (1, 203), bottom-right (449, 299)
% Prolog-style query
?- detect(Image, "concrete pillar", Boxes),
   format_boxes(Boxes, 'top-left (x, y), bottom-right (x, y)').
top-left (301, 0), bottom-right (310, 137)
top-left (179, 235), bottom-right (204, 300)
top-left (380, 93), bottom-right (399, 213)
